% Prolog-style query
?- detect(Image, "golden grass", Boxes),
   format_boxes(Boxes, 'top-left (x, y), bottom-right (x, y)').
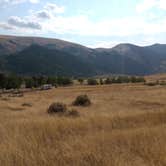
top-left (0, 83), bottom-right (166, 166)
top-left (146, 73), bottom-right (166, 82)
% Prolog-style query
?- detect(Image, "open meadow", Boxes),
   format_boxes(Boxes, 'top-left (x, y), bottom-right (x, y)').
top-left (0, 83), bottom-right (166, 166)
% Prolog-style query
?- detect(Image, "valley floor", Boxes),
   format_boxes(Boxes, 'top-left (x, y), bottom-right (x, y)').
top-left (0, 83), bottom-right (166, 166)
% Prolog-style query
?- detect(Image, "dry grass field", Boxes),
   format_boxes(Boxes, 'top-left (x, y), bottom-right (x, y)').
top-left (0, 83), bottom-right (166, 166)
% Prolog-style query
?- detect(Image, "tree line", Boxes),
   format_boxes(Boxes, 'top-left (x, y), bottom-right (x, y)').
top-left (0, 73), bottom-right (146, 90)
top-left (0, 73), bottom-right (73, 89)
top-left (86, 76), bottom-right (145, 85)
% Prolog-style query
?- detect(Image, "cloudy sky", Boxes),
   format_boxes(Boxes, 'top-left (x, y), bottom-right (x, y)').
top-left (0, 0), bottom-right (166, 48)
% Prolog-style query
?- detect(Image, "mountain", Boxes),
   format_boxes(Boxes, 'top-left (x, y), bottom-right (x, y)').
top-left (98, 43), bottom-right (162, 75)
top-left (0, 35), bottom-right (94, 58)
top-left (5, 45), bottom-right (96, 76)
top-left (0, 35), bottom-right (166, 76)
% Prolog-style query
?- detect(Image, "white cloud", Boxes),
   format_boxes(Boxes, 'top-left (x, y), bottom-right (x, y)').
top-left (29, 0), bottom-right (39, 3)
top-left (44, 3), bottom-right (65, 14)
top-left (158, 0), bottom-right (166, 10)
top-left (136, 0), bottom-right (166, 12)
top-left (34, 3), bottom-right (65, 20)
top-left (136, 0), bottom-right (157, 13)
top-left (0, 2), bottom-right (65, 31)
top-left (8, 16), bottom-right (41, 29)
top-left (1, 1), bottom-right (166, 44)
top-left (4, 13), bottom-right (166, 38)
top-left (39, 15), bottom-right (166, 37)
top-left (36, 10), bottom-right (50, 19)
top-left (0, 22), bottom-right (14, 30)
top-left (0, 0), bottom-right (39, 6)
top-left (0, 0), bottom-right (24, 4)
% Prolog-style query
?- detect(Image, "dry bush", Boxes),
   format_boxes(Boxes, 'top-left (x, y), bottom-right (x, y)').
top-left (22, 103), bottom-right (32, 107)
top-left (47, 102), bottom-right (80, 117)
top-left (72, 95), bottom-right (91, 106)
top-left (47, 102), bottom-right (67, 114)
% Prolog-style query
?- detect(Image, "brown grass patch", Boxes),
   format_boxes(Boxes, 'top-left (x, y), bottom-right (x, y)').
top-left (130, 100), bottom-right (165, 110)
top-left (7, 106), bottom-right (25, 111)
top-left (0, 84), bottom-right (166, 165)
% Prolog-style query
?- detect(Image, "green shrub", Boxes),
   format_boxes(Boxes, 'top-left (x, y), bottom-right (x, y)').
top-left (73, 95), bottom-right (91, 106)
top-left (24, 77), bottom-right (35, 88)
top-left (99, 78), bottom-right (104, 85)
top-left (57, 77), bottom-right (73, 86)
top-left (145, 82), bottom-right (158, 86)
top-left (78, 78), bottom-right (84, 85)
top-left (130, 76), bottom-right (137, 83)
top-left (159, 81), bottom-right (166, 86)
top-left (136, 77), bottom-right (145, 83)
top-left (87, 78), bottom-right (98, 85)
top-left (104, 78), bottom-right (112, 84)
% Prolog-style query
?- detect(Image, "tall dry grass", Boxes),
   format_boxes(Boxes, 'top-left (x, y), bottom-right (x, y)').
top-left (0, 83), bottom-right (166, 166)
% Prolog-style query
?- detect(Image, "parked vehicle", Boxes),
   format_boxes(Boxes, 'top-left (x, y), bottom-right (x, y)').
top-left (40, 84), bottom-right (53, 90)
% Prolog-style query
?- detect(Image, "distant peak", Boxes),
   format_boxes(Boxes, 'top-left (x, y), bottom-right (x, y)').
top-left (150, 43), bottom-right (161, 46)
top-left (114, 43), bottom-right (140, 47)
top-left (111, 43), bottom-right (140, 52)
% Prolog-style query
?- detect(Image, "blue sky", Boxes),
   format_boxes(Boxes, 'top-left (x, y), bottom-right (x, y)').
top-left (0, 0), bottom-right (166, 48)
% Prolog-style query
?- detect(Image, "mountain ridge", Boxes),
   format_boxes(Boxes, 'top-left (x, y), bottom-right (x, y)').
top-left (0, 35), bottom-right (166, 76)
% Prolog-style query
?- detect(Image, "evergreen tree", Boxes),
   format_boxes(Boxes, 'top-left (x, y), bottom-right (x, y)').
top-left (25, 77), bottom-right (35, 88)
top-left (99, 78), bottom-right (104, 85)
top-left (78, 78), bottom-right (84, 85)
top-left (104, 78), bottom-right (112, 84)
top-left (87, 78), bottom-right (98, 85)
